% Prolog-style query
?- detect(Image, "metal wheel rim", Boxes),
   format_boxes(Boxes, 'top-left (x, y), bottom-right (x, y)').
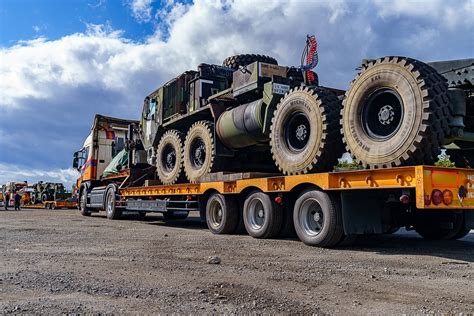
top-left (284, 111), bottom-right (311, 153)
top-left (247, 198), bottom-right (265, 230)
top-left (361, 88), bottom-right (404, 140)
top-left (161, 144), bottom-right (177, 172)
top-left (80, 193), bottom-right (86, 210)
top-left (190, 137), bottom-right (206, 170)
top-left (208, 199), bottom-right (223, 229)
top-left (107, 192), bottom-right (114, 215)
top-left (299, 198), bottom-right (324, 237)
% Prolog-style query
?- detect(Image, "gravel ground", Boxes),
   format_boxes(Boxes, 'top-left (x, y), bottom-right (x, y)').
top-left (0, 208), bottom-right (473, 314)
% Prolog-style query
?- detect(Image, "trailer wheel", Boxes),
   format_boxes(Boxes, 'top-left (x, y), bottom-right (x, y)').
top-left (270, 87), bottom-right (343, 174)
top-left (79, 191), bottom-right (91, 216)
top-left (156, 130), bottom-right (185, 185)
top-left (163, 211), bottom-right (189, 220)
top-left (105, 188), bottom-right (122, 220)
top-left (293, 189), bottom-right (344, 247)
top-left (184, 121), bottom-right (215, 183)
top-left (51, 203), bottom-right (56, 210)
top-left (206, 193), bottom-right (238, 234)
top-left (222, 54), bottom-right (278, 69)
top-left (243, 192), bottom-right (283, 238)
top-left (414, 211), bottom-right (464, 240)
top-left (341, 56), bottom-right (451, 168)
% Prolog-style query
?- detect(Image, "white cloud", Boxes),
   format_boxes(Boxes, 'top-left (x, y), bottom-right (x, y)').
top-left (129, 0), bottom-right (154, 23)
top-left (0, 163), bottom-right (79, 189)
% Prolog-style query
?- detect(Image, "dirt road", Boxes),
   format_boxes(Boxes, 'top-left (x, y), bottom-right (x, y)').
top-left (1, 209), bottom-right (473, 314)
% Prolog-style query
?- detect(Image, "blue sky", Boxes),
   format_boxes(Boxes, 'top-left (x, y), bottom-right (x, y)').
top-left (0, 0), bottom-right (473, 187)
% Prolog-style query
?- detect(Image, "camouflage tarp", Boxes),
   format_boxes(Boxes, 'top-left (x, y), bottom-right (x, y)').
top-left (102, 149), bottom-right (128, 178)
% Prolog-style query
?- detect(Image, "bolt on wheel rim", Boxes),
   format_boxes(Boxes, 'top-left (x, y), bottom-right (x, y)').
top-left (190, 137), bottom-right (206, 169)
top-left (162, 144), bottom-right (177, 172)
top-left (299, 198), bottom-right (324, 236)
top-left (284, 112), bottom-right (311, 153)
top-left (209, 199), bottom-right (223, 228)
top-left (247, 198), bottom-right (265, 230)
top-left (362, 88), bottom-right (404, 140)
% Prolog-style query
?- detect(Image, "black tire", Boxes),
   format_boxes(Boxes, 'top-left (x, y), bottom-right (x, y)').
top-left (156, 130), bottom-right (185, 185)
top-left (41, 193), bottom-right (48, 203)
top-left (206, 193), bottom-right (238, 234)
top-left (414, 211), bottom-right (464, 240)
top-left (341, 56), bottom-right (451, 168)
top-left (51, 203), bottom-right (56, 210)
top-left (222, 54), bottom-right (278, 69)
top-left (448, 211), bottom-right (471, 240)
top-left (293, 189), bottom-right (344, 247)
top-left (270, 87), bottom-right (344, 174)
top-left (105, 188), bottom-right (122, 220)
top-left (163, 211), bottom-right (189, 220)
top-left (183, 121), bottom-right (215, 183)
top-left (79, 191), bottom-right (91, 216)
top-left (243, 192), bottom-right (283, 239)
top-left (31, 193), bottom-right (37, 204)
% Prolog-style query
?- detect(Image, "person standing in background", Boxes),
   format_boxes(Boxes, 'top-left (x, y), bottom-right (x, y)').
top-left (4, 192), bottom-right (10, 210)
top-left (14, 191), bottom-right (21, 211)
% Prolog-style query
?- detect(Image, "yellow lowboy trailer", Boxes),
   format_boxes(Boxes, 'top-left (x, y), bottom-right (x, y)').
top-left (74, 165), bottom-right (474, 248)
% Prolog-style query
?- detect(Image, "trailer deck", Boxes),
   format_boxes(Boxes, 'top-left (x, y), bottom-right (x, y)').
top-left (120, 165), bottom-right (474, 209)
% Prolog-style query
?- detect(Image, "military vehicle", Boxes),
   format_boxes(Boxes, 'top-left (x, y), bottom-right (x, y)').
top-left (139, 36), bottom-right (473, 185)
top-left (138, 36), bottom-right (346, 184)
top-left (30, 182), bottom-right (70, 204)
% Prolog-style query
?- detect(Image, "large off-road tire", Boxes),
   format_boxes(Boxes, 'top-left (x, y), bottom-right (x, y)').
top-left (243, 191), bottom-right (283, 239)
top-left (206, 193), bottom-right (238, 234)
top-left (341, 56), bottom-right (451, 168)
top-left (414, 210), bottom-right (464, 240)
top-left (31, 193), bottom-right (37, 205)
top-left (222, 54), bottom-right (278, 69)
top-left (156, 130), bottom-right (185, 185)
top-left (105, 188), bottom-right (122, 220)
top-left (183, 121), bottom-right (215, 183)
top-left (269, 87), bottom-right (344, 174)
top-left (293, 189), bottom-right (344, 248)
top-left (79, 191), bottom-right (91, 216)
top-left (41, 193), bottom-right (48, 203)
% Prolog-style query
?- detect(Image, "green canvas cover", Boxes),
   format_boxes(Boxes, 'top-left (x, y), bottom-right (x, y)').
top-left (102, 149), bottom-right (128, 178)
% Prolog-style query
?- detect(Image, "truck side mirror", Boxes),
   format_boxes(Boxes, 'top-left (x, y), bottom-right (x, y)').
top-left (72, 157), bottom-right (79, 169)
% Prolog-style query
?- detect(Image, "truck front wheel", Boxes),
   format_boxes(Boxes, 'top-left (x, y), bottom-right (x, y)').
top-left (293, 189), bottom-right (344, 248)
top-left (79, 191), bottom-right (91, 216)
top-left (206, 193), bottom-right (238, 234)
top-left (105, 188), bottom-right (122, 220)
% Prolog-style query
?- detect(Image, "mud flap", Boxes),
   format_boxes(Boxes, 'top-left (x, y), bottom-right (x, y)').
top-left (341, 190), bottom-right (390, 235)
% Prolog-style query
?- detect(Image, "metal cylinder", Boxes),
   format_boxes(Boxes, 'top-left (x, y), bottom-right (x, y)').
top-left (216, 99), bottom-right (268, 149)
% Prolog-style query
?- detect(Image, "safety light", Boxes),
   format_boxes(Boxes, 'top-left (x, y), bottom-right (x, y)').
top-left (431, 189), bottom-right (443, 205)
top-left (274, 196), bottom-right (283, 204)
top-left (186, 195), bottom-right (192, 201)
top-left (442, 190), bottom-right (453, 205)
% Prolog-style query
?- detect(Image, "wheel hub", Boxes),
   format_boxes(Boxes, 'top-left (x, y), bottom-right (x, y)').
top-left (313, 211), bottom-right (321, 222)
top-left (378, 105), bottom-right (395, 125)
top-left (192, 140), bottom-right (206, 167)
top-left (295, 125), bottom-right (307, 141)
top-left (258, 209), bottom-right (264, 218)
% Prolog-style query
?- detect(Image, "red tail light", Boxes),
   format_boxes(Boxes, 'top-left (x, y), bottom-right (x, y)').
top-left (274, 196), bottom-right (283, 204)
top-left (431, 189), bottom-right (443, 205)
top-left (442, 190), bottom-right (453, 205)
